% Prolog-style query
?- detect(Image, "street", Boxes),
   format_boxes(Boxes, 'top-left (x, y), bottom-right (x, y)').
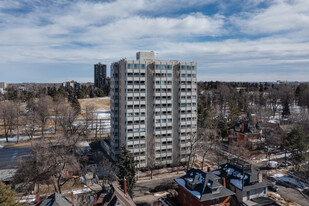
top-left (0, 146), bottom-right (30, 169)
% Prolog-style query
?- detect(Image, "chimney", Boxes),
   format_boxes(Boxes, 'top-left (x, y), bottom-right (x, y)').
top-left (36, 193), bottom-right (40, 205)
top-left (124, 177), bottom-right (127, 195)
top-left (36, 184), bottom-right (40, 204)
top-left (207, 167), bottom-right (211, 172)
top-left (94, 195), bottom-right (97, 206)
top-left (258, 171), bottom-right (263, 183)
top-left (241, 122), bottom-right (244, 133)
top-left (71, 190), bottom-right (74, 206)
top-left (222, 177), bottom-right (226, 187)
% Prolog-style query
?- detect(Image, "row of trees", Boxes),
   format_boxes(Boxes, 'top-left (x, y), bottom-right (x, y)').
top-left (198, 82), bottom-right (309, 124)
top-left (0, 95), bottom-right (107, 142)
top-left (1, 84), bottom-right (110, 102)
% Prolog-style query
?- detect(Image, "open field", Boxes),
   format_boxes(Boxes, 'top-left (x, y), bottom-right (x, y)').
top-left (79, 97), bottom-right (110, 112)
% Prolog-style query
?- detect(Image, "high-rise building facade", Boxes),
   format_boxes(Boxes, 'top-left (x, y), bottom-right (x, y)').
top-left (110, 52), bottom-right (197, 168)
top-left (94, 62), bottom-right (107, 89)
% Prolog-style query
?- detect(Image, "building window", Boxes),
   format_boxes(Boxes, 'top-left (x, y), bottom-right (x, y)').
top-left (183, 194), bottom-right (186, 203)
top-left (128, 63), bottom-right (134, 69)
top-left (211, 199), bottom-right (214, 205)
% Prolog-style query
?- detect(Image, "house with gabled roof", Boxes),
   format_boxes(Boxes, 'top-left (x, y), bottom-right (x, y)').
top-left (175, 168), bottom-right (235, 206)
top-left (227, 120), bottom-right (264, 151)
top-left (212, 158), bottom-right (275, 206)
top-left (36, 193), bottom-right (72, 206)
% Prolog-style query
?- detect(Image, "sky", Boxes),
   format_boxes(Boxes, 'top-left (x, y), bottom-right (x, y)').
top-left (0, 0), bottom-right (309, 83)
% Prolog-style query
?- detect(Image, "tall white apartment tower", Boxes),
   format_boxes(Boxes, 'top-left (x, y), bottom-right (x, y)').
top-left (110, 52), bottom-right (197, 168)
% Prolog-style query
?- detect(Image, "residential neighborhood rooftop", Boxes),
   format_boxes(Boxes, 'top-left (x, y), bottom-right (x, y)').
top-left (175, 168), bottom-right (235, 202)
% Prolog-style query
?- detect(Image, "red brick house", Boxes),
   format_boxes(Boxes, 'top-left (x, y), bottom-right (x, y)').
top-left (227, 121), bottom-right (264, 150)
top-left (175, 169), bottom-right (234, 206)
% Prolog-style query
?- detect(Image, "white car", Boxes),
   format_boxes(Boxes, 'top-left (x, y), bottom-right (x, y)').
top-left (267, 161), bottom-right (278, 169)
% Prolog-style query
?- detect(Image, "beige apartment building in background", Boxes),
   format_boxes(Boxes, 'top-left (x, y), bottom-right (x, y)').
top-left (0, 82), bottom-right (7, 94)
top-left (109, 52), bottom-right (197, 168)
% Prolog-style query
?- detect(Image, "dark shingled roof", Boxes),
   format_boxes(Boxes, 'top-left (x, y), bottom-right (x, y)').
top-left (216, 158), bottom-right (268, 191)
top-left (37, 193), bottom-right (71, 206)
top-left (242, 181), bottom-right (269, 192)
top-left (243, 196), bottom-right (276, 206)
top-left (175, 168), bottom-right (235, 202)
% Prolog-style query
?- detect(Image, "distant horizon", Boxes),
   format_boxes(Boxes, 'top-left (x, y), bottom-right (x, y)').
top-left (1, 0), bottom-right (309, 82)
top-left (3, 79), bottom-right (308, 84)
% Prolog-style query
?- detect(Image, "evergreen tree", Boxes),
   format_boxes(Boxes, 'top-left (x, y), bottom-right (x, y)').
top-left (282, 101), bottom-right (290, 117)
top-left (102, 84), bottom-right (110, 96)
top-left (0, 182), bottom-right (20, 206)
top-left (89, 89), bottom-right (95, 98)
top-left (284, 126), bottom-right (308, 170)
top-left (118, 145), bottom-right (136, 197)
top-left (198, 104), bottom-right (206, 127)
top-left (95, 88), bottom-right (105, 97)
top-left (70, 97), bottom-right (81, 114)
top-left (228, 101), bottom-right (240, 124)
top-left (217, 115), bottom-right (228, 138)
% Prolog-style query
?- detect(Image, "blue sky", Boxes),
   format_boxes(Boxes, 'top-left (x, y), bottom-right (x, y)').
top-left (0, 0), bottom-right (309, 83)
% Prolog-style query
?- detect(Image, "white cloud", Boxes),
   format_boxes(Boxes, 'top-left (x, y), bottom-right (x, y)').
top-left (232, 0), bottom-right (309, 34)
top-left (0, 0), bottom-right (309, 82)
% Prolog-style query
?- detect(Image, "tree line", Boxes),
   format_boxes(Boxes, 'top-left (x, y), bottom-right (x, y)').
top-left (1, 83), bottom-right (110, 102)
top-left (0, 95), bottom-right (106, 143)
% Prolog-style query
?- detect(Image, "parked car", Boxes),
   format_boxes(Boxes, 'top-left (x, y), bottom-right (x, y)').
top-left (279, 161), bottom-right (292, 167)
top-left (268, 184), bottom-right (278, 192)
top-left (267, 161), bottom-right (278, 169)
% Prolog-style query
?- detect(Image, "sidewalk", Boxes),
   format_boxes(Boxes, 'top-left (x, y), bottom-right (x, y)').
top-left (136, 170), bottom-right (185, 184)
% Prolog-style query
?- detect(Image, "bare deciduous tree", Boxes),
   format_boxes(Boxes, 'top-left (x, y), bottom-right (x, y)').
top-left (197, 128), bottom-right (217, 170)
top-left (227, 140), bottom-right (251, 162)
top-left (35, 96), bottom-right (52, 137)
top-left (58, 103), bottom-right (80, 136)
top-left (0, 101), bottom-right (18, 142)
top-left (186, 131), bottom-right (202, 170)
top-left (52, 98), bottom-right (66, 134)
top-left (13, 101), bottom-right (22, 143)
top-left (15, 135), bottom-right (82, 194)
top-left (96, 155), bottom-right (118, 184)
top-left (81, 104), bottom-right (97, 138)
top-left (22, 110), bottom-right (38, 140)
top-left (267, 88), bottom-right (281, 117)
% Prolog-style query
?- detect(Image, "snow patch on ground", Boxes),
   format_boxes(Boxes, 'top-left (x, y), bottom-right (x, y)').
top-left (94, 110), bottom-right (110, 119)
top-left (0, 169), bottom-right (17, 181)
top-left (0, 135), bottom-right (40, 144)
top-left (95, 97), bottom-right (110, 100)
top-left (71, 187), bottom-right (92, 195)
top-left (255, 153), bottom-right (291, 162)
top-left (154, 192), bottom-right (170, 197)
